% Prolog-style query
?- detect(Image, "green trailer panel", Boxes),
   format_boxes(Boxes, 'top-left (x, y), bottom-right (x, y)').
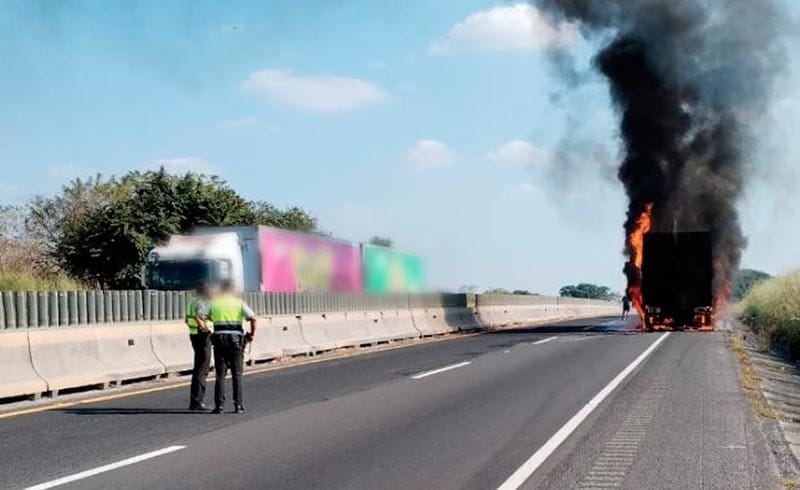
top-left (362, 245), bottom-right (424, 294)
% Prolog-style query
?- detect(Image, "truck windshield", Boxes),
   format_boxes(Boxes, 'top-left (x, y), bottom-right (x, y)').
top-left (146, 260), bottom-right (216, 290)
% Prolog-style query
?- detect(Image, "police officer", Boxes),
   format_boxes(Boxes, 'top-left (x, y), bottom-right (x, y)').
top-left (187, 282), bottom-right (214, 411)
top-left (209, 279), bottom-right (257, 414)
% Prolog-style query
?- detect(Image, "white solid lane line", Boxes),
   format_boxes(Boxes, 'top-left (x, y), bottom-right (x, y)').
top-left (532, 336), bottom-right (558, 345)
top-left (497, 332), bottom-right (671, 490)
top-left (25, 445), bottom-right (186, 490)
top-left (411, 361), bottom-right (472, 380)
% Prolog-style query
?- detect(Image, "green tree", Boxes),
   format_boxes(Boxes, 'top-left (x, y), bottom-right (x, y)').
top-left (733, 269), bottom-right (771, 301)
top-left (30, 169), bottom-right (319, 289)
top-left (368, 236), bottom-right (394, 248)
top-left (559, 283), bottom-right (616, 301)
top-left (484, 287), bottom-right (511, 294)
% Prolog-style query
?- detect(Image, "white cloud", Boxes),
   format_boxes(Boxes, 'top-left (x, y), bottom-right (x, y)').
top-left (488, 140), bottom-right (548, 166)
top-left (431, 4), bottom-right (579, 54)
top-left (242, 69), bottom-right (386, 113)
top-left (150, 157), bottom-right (218, 175)
top-left (406, 140), bottom-right (455, 170)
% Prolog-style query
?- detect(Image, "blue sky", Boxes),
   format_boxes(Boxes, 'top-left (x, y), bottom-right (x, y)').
top-left (1, 1), bottom-right (799, 294)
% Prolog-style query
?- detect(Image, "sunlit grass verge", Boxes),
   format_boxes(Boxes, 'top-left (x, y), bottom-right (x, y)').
top-left (0, 271), bottom-right (86, 291)
top-left (740, 270), bottom-right (800, 359)
top-left (728, 335), bottom-right (777, 419)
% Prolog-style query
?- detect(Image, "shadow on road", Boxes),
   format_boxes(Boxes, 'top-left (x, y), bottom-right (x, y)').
top-left (58, 408), bottom-right (204, 416)
top-left (485, 317), bottom-right (640, 335)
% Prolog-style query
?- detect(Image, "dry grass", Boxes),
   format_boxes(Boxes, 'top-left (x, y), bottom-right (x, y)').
top-left (782, 478), bottom-right (800, 489)
top-left (740, 270), bottom-right (800, 359)
top-left (728, 335), bottom-right (778, 420)
top-left (0, 271), bottom-right (85, 291)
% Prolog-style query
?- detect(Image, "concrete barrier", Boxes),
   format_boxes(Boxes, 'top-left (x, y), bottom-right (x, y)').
top-left (0, 331), bottom-right (47, 399)
top-left (150, 323), bottom-right (194, 372)
top-left (28, 327), bottom-right (113, 393)
top-left (251, 315), bottom-right (311, 359)
top-left (477, 306), bottom-right (508, 327)
top-left (443, 307), bottom-right (481, 332)
top-left (96, 325), bottom-right (165, 382)
top-left (301, 314), bottom-right (340, 352)
top-left (380, 309), bottom-right (420, 340)
top-left (411, 308), bottom-right (438, 337)
top-left (427, 308), bottom-right (453, 335)
top-left (344, 311), bottom-right (392, 345)
top-left (248, 317), bottom-right (283, 362)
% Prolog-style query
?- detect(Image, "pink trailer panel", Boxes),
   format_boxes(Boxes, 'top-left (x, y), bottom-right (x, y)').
top-left (259, 228), bottom-right (363, 292)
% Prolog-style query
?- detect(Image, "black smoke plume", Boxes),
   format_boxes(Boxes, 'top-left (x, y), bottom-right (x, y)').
top-left (536, 0), bottom-right (787, 303)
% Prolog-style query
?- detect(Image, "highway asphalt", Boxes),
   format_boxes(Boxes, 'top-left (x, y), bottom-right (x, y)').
top-left (1, 317), bottom-right (781, 489)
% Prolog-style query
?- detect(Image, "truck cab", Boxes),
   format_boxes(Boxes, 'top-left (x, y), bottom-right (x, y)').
top-left (142, 232), bottom-right (244, 291)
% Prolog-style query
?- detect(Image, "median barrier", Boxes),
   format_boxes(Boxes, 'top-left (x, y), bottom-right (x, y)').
top-left (443, 307), bottom-right (481, 332)
top-left (344, 311), bottom-right (391, 345)
top-left (252, 315), bottom-right (311, 359)
top-left (380, 309), bottom-right (420, 340)
top-left (300, 314), bottom-right (340, 352)
top-left (427, 308), bottom-right (453, 335)
top-left (28, 327), bottom-right (113, 394)
top-left (323, 312), bottom-right (360, 348)
top-left (411, 308), bottom-right (438, 337)
top-left (0, 331), bottom-right (47, 399)
top-left (150, 322), bottom-right (194, 372)
top-left (477, 306), bottom-right (508, 327)
top-left (247, 317), bottom-right (283, 362)
top-left (96, 325), bottom-right (165, 383)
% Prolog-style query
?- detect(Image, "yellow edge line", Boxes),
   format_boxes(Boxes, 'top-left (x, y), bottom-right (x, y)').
top-left (0, 332), bottom-right (480, 420)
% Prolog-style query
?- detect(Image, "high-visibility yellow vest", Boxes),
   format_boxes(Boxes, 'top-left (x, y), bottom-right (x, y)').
top-left (186, 298), bottom-right (213, 334)
top-left (210, 294), bottom-right (245, 333)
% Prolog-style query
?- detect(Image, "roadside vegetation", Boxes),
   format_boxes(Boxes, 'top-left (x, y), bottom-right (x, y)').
top-left (740, 270), bottom-right (800, 358)
top-left (0, 170), bottom-right (318, 290)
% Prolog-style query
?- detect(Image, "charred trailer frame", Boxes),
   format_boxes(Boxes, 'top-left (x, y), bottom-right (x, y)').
top-left (641, 232), bottom-right (713, 330)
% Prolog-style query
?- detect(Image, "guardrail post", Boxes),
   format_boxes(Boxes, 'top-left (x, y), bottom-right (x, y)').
top-left (164, 291), bottom-right (173, 320)
top-left (3, 292), bottom-right (15, 328)
top-left (67, 291), bottom-right (78, 325)
top-left (102, 291), bottom-right (112, 323)
top-left (77, 290), bottom-right (88, 325)
top-left (37, 291), bottom-right (49, 327)
top-left (15, 292), bottom-right (28, 329)
top-left (135, 291), bottom-right (144, 321)
top-left (26, 291), bottom-right (37, 328)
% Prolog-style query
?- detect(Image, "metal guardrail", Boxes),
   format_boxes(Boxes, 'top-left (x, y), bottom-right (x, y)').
top-left (0, 291), bottom-right (472, 329)
top-left (0, 290), bottom-right (616, 329)
top-left (476, 294), bottom-right (617, 307)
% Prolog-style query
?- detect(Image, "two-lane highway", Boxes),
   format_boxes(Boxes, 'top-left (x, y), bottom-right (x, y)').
top-left (1, 317), bottom-right (780, 489)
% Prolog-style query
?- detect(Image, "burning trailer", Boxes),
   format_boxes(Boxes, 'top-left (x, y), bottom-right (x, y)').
top-left (640, 232), bottom-right (713, 331)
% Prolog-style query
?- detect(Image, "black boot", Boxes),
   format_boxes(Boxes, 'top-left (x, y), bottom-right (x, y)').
top-left (212, 406), bottom-right (224, 414)
top-left (234, 404), bottom-right (246, 414)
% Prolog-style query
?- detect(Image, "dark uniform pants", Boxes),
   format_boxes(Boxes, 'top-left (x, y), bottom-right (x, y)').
top-left (189, 332), bottom-right (212, 406)
top-left (212, 333), bottom-right (245, 407)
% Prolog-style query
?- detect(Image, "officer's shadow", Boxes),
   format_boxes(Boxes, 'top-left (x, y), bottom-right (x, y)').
top-left (58, 407), bottom-right (205, 415)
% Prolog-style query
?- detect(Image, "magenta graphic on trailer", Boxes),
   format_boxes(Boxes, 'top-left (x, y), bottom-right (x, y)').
top-left (259, 228), bottom-right (362, 292)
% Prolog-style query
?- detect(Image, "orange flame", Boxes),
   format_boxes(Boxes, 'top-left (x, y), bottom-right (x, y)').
top-left (626, 203), bottom-right (654, 322)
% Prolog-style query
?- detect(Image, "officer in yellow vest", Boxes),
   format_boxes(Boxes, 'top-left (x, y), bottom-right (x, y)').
top-left (209, 279), bottom-right (257, 414)
top-left (187, 282), bottom-right (214, 411)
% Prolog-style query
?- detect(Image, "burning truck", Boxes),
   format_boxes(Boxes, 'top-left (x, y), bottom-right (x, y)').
top-left (640, 232), bottom-right (713, 330)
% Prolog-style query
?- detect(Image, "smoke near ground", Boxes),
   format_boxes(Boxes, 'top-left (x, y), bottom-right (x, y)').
top-left (536, 0), bottom-right (788, 301)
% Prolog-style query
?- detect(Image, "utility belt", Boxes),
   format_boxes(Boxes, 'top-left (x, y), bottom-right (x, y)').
top-left (212, 322), bottom-right (243, 334)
